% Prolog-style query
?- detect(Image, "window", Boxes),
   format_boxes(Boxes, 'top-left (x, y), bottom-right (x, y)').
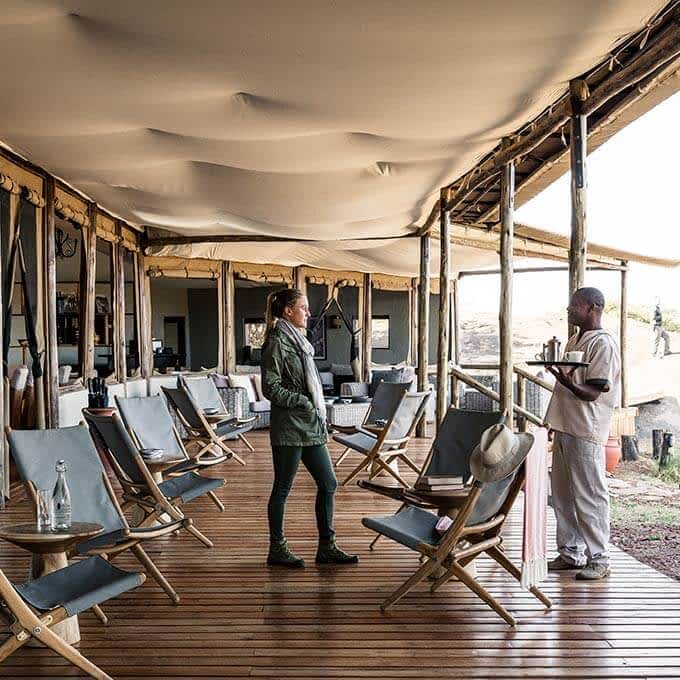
top-left (94, 238), bottom-right (114, 378)
top-left (371, 316), bottom-right (390, 349)
top-left (123, 249), bottom-right (140, 377)
top-left (54, 217), bottom-right (84, 384)
top-left (243, 318), bottom-right (266, 349)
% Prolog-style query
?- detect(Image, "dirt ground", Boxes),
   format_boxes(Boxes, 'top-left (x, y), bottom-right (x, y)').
top-left (608, 456), bottom-right (680, 581)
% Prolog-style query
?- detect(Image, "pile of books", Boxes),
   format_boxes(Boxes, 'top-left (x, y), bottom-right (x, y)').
top-left (414, 475), bottom-right (464, 492)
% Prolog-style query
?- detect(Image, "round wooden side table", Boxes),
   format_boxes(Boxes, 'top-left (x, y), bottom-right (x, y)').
top-left (0, 522), bottom-right (103, 645)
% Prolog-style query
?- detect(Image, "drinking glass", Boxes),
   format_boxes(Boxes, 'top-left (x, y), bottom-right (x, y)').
top-left (36, 488), bottom-right (52, 532)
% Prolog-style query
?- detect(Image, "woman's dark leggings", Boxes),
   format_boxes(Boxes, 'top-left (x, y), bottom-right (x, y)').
top-left (268, 444), bottom-right (338, 543)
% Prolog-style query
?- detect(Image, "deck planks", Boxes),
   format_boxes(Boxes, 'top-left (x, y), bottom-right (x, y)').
top-left (1, 431), bottom-right (679, 678)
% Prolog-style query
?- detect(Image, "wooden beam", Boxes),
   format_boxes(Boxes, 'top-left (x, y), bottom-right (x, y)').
top-left (408, 278), bottom-right (418, 365)
top-left (498, 158), bottom-right (515, 421)
top-left (436, 190), bottom-right (451, 428)
top-left (416, 234), bottom-right (430, 437)
top-left (81, 204), bottom-right (98, 381)
top-left (224, 262), bottom-right (236, 374)
top-left (113, 227), bottom-right (126, 384)
top-left (43, 176), bottom-right (59, 428)
top-left (620, 263), bottom-right (628, 407)
top-left (450, 277), bottom-right (461, 408)
top-left (568, 80), bottom-right (588, 312)
top-left (137, 253), bottom-right (153, 379)
top-left (361, 273), bottom-right (372, 383)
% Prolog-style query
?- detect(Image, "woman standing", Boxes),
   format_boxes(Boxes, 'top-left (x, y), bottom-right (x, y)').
top-left (261, 288), bottom-right (358, 568)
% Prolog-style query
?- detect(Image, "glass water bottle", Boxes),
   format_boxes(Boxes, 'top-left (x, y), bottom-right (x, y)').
top-left (52, 459), bottom-right (72, 531)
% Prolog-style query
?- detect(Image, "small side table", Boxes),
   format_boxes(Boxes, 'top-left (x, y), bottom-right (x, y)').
top-left (0, 522), bottom-right (103, 644)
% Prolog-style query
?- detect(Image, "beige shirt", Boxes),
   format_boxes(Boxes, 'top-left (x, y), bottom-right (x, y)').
top-left (544, 329), bottom-right (620, 445)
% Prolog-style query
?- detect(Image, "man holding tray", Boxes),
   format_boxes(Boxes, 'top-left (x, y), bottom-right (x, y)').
top-left (544, 287), bottom-right (620, 581)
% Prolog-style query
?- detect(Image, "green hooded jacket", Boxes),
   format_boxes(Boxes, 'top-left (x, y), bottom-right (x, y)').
top-left (261, 325), bottom-right (327, 447)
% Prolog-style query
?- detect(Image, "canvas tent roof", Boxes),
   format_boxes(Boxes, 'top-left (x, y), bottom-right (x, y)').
top-left (0, 1), bottom-right (677, 276)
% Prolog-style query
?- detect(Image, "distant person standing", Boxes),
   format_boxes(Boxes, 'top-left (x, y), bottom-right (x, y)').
top-left (544, 287), bottom-right (620, 581)
top-left (652, 299), bottom-right (671, 358)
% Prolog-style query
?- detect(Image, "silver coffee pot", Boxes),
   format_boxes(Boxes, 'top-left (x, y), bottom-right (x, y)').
top-left (536, 336), bottom-right (561, 362)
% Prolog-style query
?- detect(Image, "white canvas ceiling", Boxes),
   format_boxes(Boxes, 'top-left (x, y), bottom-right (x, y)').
top-left (0, 0), bottom-right (668, 275)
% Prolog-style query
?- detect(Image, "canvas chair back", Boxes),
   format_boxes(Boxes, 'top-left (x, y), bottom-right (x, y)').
top-left (82, 411), bottom-right (146, 485)
top-left (7, 425), bottom-right (124, 533)
top-left (384, 391), bottom-right (429, 440)
top-left (162, 385), bottom-right (204, 430)
top-left (466, 466), bottom-right (522, 526)
top-left (180, 375), bottom-right (224, 413)
top-left (421, 408), bottom-right (505, 481)
top-left (116, 395), bottom-right (184, 458)
top-left (366, 381), bottom-right (412, 425)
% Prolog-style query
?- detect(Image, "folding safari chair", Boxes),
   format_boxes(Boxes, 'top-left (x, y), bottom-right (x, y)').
top-left (362, 452), bottom-right (552, 626)
top-left (162, 384), bottom-right (255, 466)
top-left (7, 424), bottom-right (186, 605)
top-left (180, 374), bottom-right (256, 453)
top-left (116, 394), bottom-right (229, 474)
top-left (333, 390), bottom-right (430, 487)
top-left (332, 381), bottom-right (412, 467)
top-left (358, 408), bottom-right (505, 549)
top-left (0, 557), bottom-right (144, 679)
top-left (83, 410), bottom-right (224, 549)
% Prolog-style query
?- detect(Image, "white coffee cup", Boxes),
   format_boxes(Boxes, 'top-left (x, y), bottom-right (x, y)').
top-left (564, 350), bottom-right (584, 363)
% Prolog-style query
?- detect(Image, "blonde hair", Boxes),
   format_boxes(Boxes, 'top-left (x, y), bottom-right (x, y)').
top-left (265, 288), bottom-right (306, 337)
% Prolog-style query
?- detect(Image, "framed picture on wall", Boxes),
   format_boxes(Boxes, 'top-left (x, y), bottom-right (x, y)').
top-left (244, 318), bottom-right (267, 349)
top-left (307, 316), bottom-right (327, 360)
top-left (371, 316), bottom-right (390, 349)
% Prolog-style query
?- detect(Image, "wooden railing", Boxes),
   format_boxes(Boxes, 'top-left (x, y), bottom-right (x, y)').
top-left (450, 362), bottom-right (554, 431)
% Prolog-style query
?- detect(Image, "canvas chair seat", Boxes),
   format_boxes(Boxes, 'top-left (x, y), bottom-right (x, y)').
top-left (333, 430), bottom-right (377, 454)
top-left (158, 472), bottom-right (224, 504)
top-left (214, 420), bottom-right (254, 438)
top-left (362, 506), bottom-right (440, 552)
top-left (14, 556), bottom-right (143, 618)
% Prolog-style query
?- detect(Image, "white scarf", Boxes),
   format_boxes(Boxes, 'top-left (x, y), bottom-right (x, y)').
top-left (277, 319), bottom-right (327, 424)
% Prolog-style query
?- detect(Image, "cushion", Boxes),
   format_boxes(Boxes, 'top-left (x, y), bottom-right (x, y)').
top-left (331, 363), bottom-right (354, 376)
top-left (229, 374), bottom-right (257, 402)
top-left (211, 372), bottom-right (230, 389)
top-left (251, 374), bottom-right (265, 401)
top-left (362, 506), bottom-right (441, 552)
top-left (369, 368), bottom-right (405, 397)
top-left (250, 399), bottom-right (271, 413)
top-left (332, 430), bottom-right (377, 453)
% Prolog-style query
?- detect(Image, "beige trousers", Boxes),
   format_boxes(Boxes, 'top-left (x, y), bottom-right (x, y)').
top-left (552, 431), bottom-right (610, 567)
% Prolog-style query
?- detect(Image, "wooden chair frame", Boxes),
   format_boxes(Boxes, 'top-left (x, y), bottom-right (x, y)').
top-left (368, 464), bottom-right (552, 626)
top-left (0, 567), bottom-right (146, 679)
top-left (163, 386), bottom-right (256, 466)
top-left (6, 424), bottom-right (186, 606)
top-left (85, 412), bottom-right (224, 549)
top-left (338, 390), bottom-right (429, 487)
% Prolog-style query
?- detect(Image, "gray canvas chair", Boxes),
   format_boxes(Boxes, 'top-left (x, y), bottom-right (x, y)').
top-left (333, 381), bottom-right (412, 467)
top-left (362, 452), bottom-right (552, 625)
top-left (333, 390), bottom-right (430, 487)
top-left (358, 407), bottom-right (505, 549)
top-left (7, 424), bottom-right (186, 604)
top-left (162, 384), bottom-right (255, 466)
top-left (115, 394), bottom-right (229, 474)
top-left (0, 556), bottom-right (144, 679)
top-left (83, 410), bottom-right (224, 549)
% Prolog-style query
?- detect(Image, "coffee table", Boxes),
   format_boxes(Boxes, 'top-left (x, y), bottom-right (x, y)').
top-left (0, 522), bottom-right (103, 644)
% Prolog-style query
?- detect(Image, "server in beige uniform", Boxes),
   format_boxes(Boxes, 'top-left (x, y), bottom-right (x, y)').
top-left (544, 287), bottom-right (620, 581)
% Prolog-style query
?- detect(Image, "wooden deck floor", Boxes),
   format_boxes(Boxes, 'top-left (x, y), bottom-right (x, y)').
top-left (1, 431), bottom-right (680, 679)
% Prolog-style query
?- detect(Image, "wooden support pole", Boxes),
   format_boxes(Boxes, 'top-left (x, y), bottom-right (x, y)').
top-left (113, 229), bottom-right (126, 383)
top-left (408, 278), bottom-right (418, 365)
top-left (137, 253), bottom-right (153, 379)
top-left (43, 176), bottom-right (59, 428)
top-left (361, 274), bottom-right (372, 383)
top-left (294, 266), bottom-right (306, 294)
top-left (436, 189), bottom-right (451, 428)
top-left (416, 234), bottom-right (430, 437)
top-left (568, 79), bottom-right (588, 306)
top-left (81, 204), bottom-right (98, 381)
top-left (224, 262), bottom-right (236, 374)
top-left (499, 157), bottom-right (515, 423)
top-left (619, 262), bottom-right (628, 407)
top-left (449, 276), bottom-right (461, 407)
